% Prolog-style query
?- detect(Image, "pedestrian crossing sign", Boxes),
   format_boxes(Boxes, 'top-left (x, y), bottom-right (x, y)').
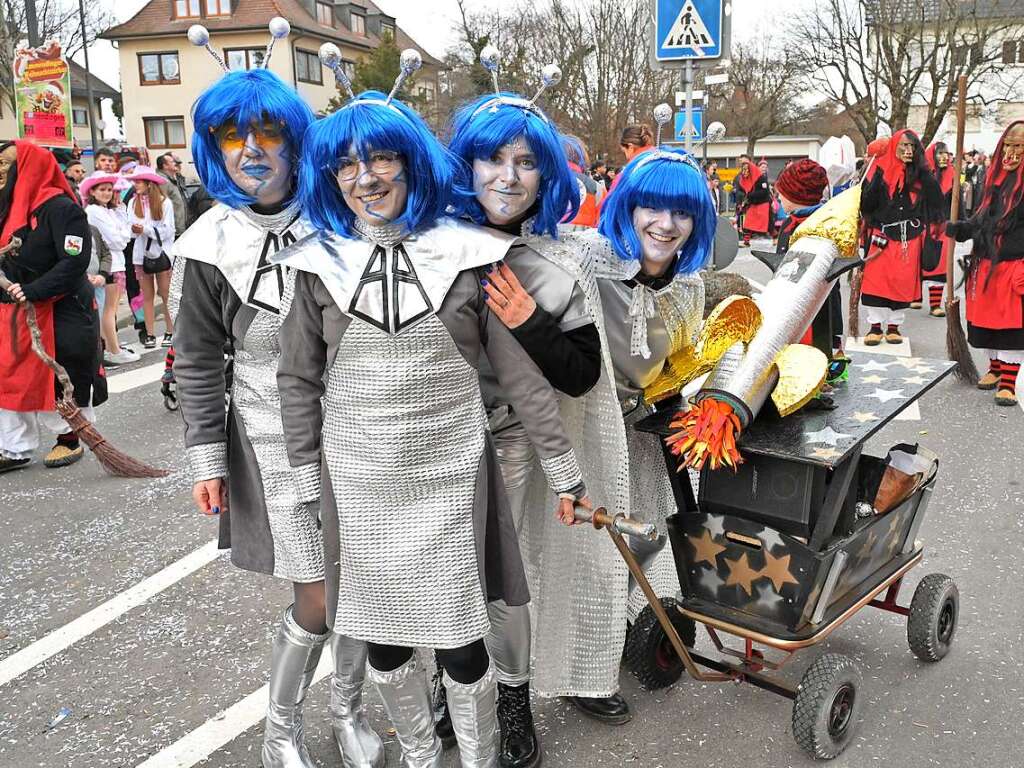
top-left (674, 108), bottom-right (703, 141)
top-left (654, 0), bottom-right (725, 62)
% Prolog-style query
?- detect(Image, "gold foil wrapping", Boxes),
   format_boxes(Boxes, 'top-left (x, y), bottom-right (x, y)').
top-left (788, 184), bottom-right (863, 260)
top-left (644, 295), bottom-right (762, 404)
top-left (771, 343), bottom-right (828, 417)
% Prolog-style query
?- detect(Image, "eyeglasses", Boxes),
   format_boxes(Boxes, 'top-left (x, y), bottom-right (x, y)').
top-left (335, 150), bottom-right (402, 182)
top-left (215, 120), bottom-right (285, 151)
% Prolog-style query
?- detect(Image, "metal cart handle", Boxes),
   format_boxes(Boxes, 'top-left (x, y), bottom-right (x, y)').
top-left (573, 506), bottom-right (659, 541)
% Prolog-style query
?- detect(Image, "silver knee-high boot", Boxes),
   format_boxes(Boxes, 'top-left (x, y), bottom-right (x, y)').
top-left (444, 662), bottom-right (499, 768)
top-left (262, 606), bottom-right (328, 768)
top-left (329, 633), bottom-right (386, 768)
top-left (367, 656), bottom-right (443, 768)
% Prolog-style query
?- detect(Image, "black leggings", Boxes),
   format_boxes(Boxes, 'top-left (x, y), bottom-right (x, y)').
top-left (368, 639), bottom-right (489, 685)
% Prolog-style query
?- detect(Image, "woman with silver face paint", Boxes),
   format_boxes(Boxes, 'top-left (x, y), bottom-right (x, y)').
top-left (275, 74), bottom-right (590, 767)
top-left (169, 24), bottom-right (384, 768)
top-left (445, 92), bottom-right (612, 766)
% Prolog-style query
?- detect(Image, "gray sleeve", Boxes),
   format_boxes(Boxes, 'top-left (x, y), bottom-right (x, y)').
top-left (558, 282), bottom-right (591, 332)
top-left (172, 259), bottom-right (232, 482)
top-left (476, 276), bottom-right (586, 497)
top-left (276, 269), bottom-right (328, 501)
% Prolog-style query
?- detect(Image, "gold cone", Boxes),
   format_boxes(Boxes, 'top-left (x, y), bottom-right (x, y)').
top-left (644, 295), bottom-right (762, 404)
top-left (771, 343), bottom-right (828, 417)
top-left (788, 184), bottom-right (863, 259)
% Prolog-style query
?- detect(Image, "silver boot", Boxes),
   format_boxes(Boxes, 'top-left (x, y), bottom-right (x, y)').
top-left (329, 633), bottom-right (386, 768)
top-left (262, 606), bottom-right (328, 768)
top-left (367, 656), bottom-right (443, 768)
top-left (444, 662), bottom-right (499, 768)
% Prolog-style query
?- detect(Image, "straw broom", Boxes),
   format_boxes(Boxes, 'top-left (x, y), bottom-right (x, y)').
top-left (1, 238), bottom-right (169, 477)
top-left (944, 76), bottom-right (980, 384)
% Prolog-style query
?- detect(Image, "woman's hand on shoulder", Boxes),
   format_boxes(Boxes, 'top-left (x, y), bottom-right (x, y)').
top-left (481, 262), bottom-right (536, 329)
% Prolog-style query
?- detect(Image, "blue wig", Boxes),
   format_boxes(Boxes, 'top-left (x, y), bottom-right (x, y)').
top-left (597, 149), bottom-right (715, 274)
top-left (298, 92), bottom-right (457, 238)
top-left (446, 93), bottom-right (580, 238)
top-left (191, 68), bottom-right (314, 209)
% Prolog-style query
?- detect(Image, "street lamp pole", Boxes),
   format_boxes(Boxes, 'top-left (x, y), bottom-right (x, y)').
top-left (77, 0), bottom-right (100, 155)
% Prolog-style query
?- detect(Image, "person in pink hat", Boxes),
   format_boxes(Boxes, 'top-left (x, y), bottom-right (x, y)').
top-left (127, 165), bottom-right (175, 348)
top-left (82, 171), bottom-right (138, 365)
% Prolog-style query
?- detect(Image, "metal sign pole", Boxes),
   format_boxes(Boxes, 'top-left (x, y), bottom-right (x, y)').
top-left (78, 0), bottom-right (100, 155)
top-left (25, 0), bottom-right (41, 47)
top-left (684, 58), bottom-right (694, 151)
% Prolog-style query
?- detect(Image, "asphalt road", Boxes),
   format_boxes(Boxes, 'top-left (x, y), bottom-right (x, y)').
top-left (1, 249), bottom-right (1022, 768)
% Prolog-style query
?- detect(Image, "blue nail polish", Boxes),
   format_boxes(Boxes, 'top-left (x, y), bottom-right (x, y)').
top-left (480, 279), bottom-right (488, 286)
top-left (212, 506), bottom-right (220, 515)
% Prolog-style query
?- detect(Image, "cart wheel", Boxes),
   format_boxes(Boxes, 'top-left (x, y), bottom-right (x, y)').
top-left (625, 597), bottom-right (696, 690)
top-left (907, 573), bottom-right (958, 662)
top-left (163, 394), bottom-right (179, 411)
top-left (792, 653), bottom-right (863, 760)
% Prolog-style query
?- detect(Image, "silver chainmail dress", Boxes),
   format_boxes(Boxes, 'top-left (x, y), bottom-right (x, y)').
top-left (171, 203), bottom-right (324, 583)
top-left (570, 229), bottom-right (705, 619)
top-left (275, 217), bottom-right (586, 649)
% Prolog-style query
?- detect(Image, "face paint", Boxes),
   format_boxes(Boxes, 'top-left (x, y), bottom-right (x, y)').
top-left (472, 137), bottom-right (541, 226)
top-left (0, 144), bottom-right (17, 190)
top-left (632, 206), bottom-right (694, 277)
top-left (337, 145), bottom-right (408, 224)
top-left (219, 118), bottom-right (293, 207)
top-left (1002, 126), bottom-right (1024, 172)
top-left (897, 138), bottom-right (915, 164)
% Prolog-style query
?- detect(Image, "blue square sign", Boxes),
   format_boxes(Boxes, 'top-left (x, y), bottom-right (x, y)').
top-left (674, 108), bottom-right (703, 141)
top-left (655, 0), bottom-right (724, 62)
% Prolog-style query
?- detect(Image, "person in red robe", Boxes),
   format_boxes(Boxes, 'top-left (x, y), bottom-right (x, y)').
top-left (859, 129), bottom-right (944, 345)
top-left (736, 153), bottom-right (771, 245)
top-left (948, 121), bottom-right (1024, 406)
top-left (0, 140), bottom-right (106, 472)
top-left (919, 141), bottom-right (955, 316)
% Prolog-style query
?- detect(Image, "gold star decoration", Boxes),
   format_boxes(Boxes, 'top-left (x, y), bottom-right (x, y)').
top-left (760, 550), bottom-right (799, 592)
top-left (902, 375), bottom-right (927, 385)
top-left (855, 530), bottom-right (879, 562)
top-left (724, 553), bottom-right (761, 596)
top-left (884, 512), bottom-right (905, 556)
top-left (862, 374), bottom-right (885, 384)
top-left (896, 357), bottom-right (923, 368)
top-left (689, 528), bottom-right (726, 567)
top-left (849, 411), bottom-right (879, 424)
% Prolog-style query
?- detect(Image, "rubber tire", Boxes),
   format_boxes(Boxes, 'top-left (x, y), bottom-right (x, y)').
top-left (792, 653), bottom-right (863, 760)
top-left (907, 573), bottom-right (959, 662)
top-left (624, 597), bottom-right (697, 690)
top-left (163, 395), bottom-right (179, 411)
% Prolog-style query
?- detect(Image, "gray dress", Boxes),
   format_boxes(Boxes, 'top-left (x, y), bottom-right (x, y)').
top-left (171, 203), bottom-right (324, 583)
top-left (275, 217), bottom-right (586, 649)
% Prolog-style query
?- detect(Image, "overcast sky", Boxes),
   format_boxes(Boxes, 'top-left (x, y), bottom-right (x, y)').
top-left (82, 0), bottom-right (772, 137)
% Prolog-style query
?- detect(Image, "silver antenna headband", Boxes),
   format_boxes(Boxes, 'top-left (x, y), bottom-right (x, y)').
top-left (188, 18), bottom-right (290, 72)
top-left (653, 102), bottom-right (673, 147)
top-left (471, 46), bottom-right (562, 123)
top-left (320, 47), bottom-right (424, 119)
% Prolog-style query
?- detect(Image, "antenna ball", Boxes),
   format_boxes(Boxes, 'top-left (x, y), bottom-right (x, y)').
top-left (269, 17), bottom-right (291, 39)
top-left (187, 25), bottom-right (210, 47)
top-left (319, 42), bottom-right (342, 68)
top-left (479, 45), bottom-right (500, 72)
top-left (540, 63), bottom-right (562, 87)
top-left (400, 48), bottom-right (422, 73)
top-left (653, 103), bottom-right (673, 125)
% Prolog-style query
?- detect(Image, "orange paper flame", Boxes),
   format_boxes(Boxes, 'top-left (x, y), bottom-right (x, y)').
top-left (665, 398), bottom-right (744, 472)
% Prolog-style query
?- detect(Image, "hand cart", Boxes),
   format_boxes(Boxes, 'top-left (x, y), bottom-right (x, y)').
top-left (576, 352), bottom-right (959, 760)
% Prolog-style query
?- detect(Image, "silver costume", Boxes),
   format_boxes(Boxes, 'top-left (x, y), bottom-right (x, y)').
top-left (275, 217), bottom-right (586, 649)
top-left (172, 204), bottom-right (324, 583)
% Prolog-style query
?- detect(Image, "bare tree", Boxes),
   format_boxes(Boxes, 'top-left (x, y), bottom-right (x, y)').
top-left (790, 0), bottom-right (1023, 146)
top-left (0, 0), bottom-right (115, 112)
top-left (705, 39), bottom-right (811, 155)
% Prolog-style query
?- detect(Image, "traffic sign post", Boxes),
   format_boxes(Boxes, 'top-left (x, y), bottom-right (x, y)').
top-left (650, 0), bottom-right (731, 154)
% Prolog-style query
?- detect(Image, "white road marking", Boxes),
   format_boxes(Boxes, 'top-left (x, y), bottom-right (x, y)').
top-left (107, 361), bottom-right (167, 394)
top-left (134, 654), bottom-right (334, 768)
top-left (0, 540), bottom-right (221, 688)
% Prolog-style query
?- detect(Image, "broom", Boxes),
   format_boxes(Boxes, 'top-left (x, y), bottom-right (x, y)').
top-left (1, 239), bottom-right (169, 478)
top-left (944, 76), bottom-right (980, 384)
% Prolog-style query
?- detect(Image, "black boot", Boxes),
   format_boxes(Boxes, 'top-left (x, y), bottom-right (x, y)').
top-left (497, 682), bottom-right (541, 768)
top-left (565, 692), bottom-right (632, 725)
top-left (431, 663), bottom-right (457, 749)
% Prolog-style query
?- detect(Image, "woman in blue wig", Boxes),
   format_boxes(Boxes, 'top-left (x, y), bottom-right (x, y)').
top-left (275, 47), bottom-right (590, 768)
top-left (442, 55), bottom-right (627, 766)
top-left (169, 22), bottom-right (383, 768)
